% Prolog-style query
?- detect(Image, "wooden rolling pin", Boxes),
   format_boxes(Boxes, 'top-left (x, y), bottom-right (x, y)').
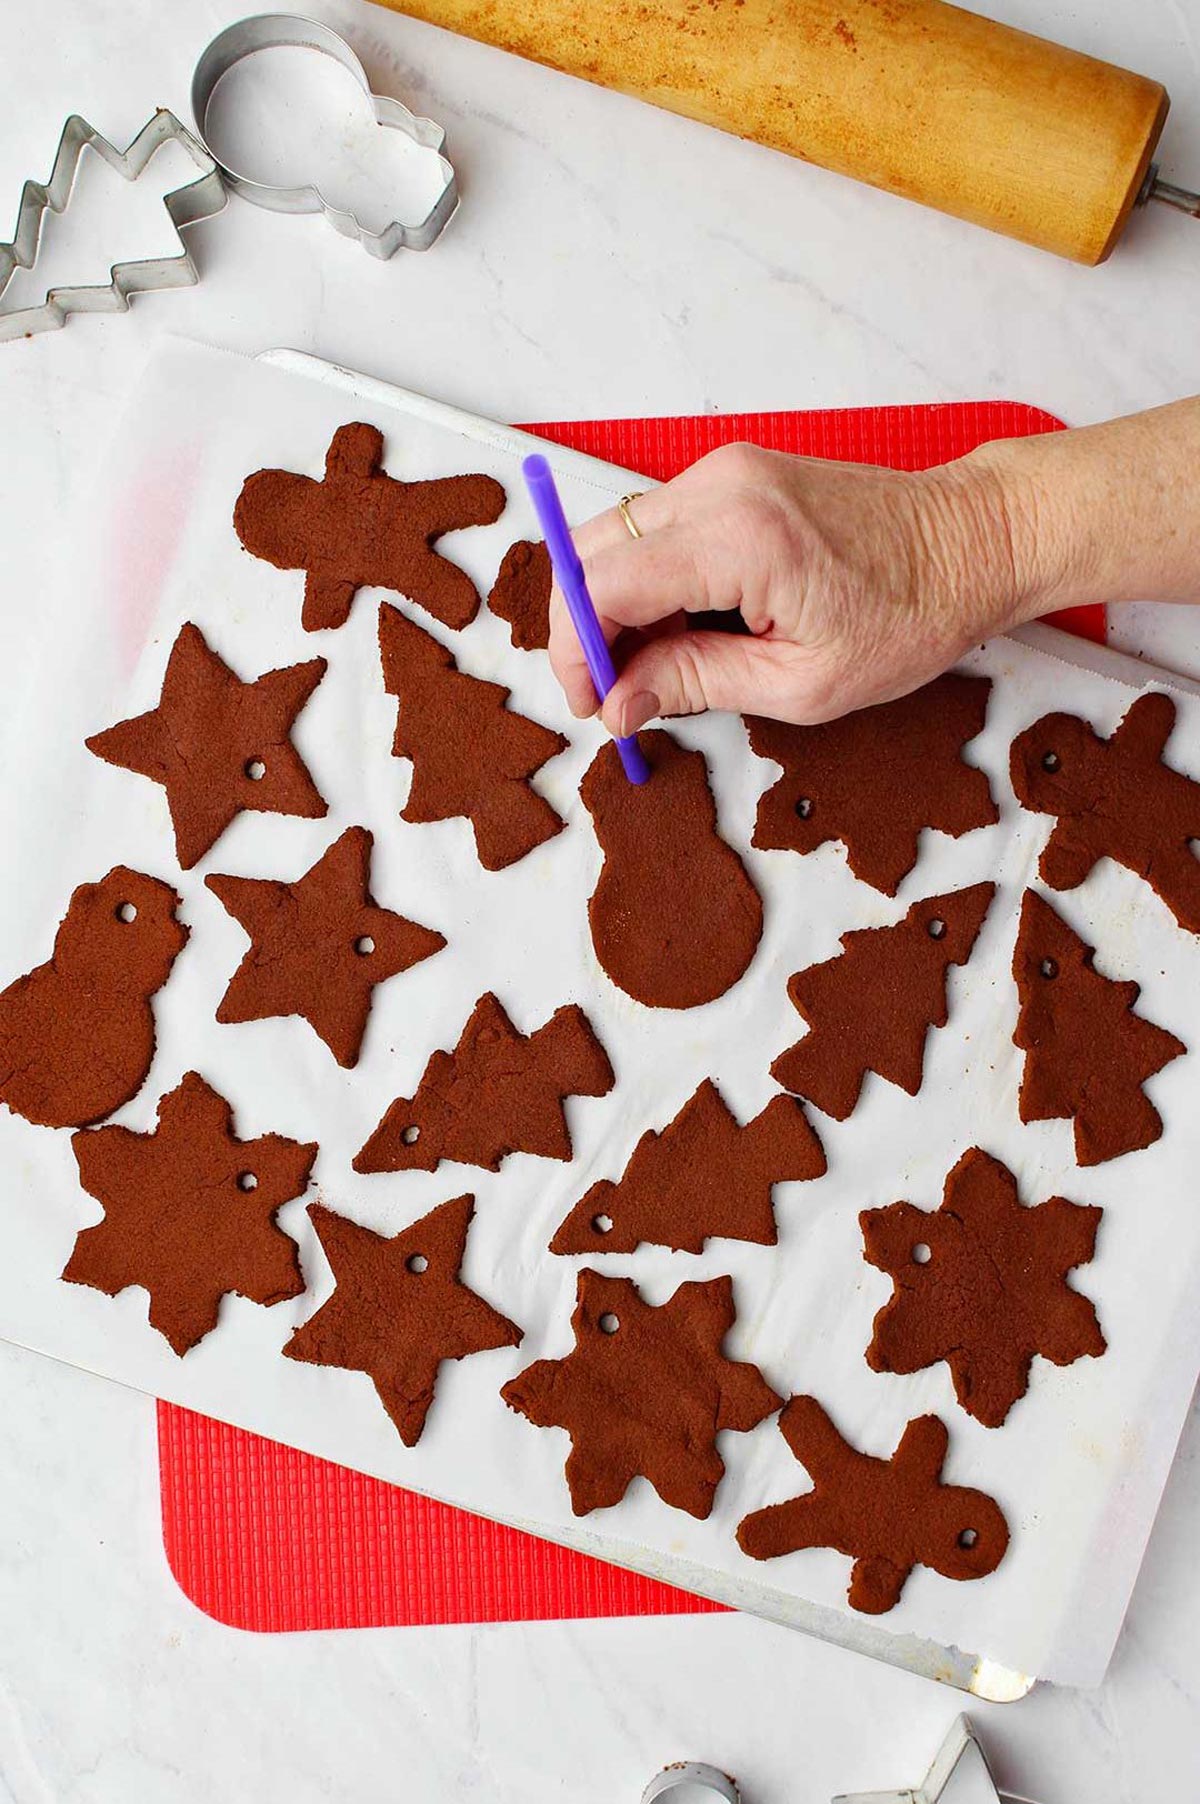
top-left (378, 0), bottom-right (1198, 263)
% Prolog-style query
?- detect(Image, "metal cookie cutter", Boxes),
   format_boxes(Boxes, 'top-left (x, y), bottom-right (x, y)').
top-left (0, 109), bottom-right (226, 343)
top-left (191, 13), bottom-right (459, 257)
top-left (642, 1720), bottom-right (1044, 1804)
top-left (642, 1764), bottom-right (741, 1802)
top-left (834, 1715), bottom-right (1039, 1804)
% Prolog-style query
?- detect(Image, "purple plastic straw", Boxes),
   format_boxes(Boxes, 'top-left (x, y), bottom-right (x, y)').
top-left (522, 454), bottom-right (651, 785)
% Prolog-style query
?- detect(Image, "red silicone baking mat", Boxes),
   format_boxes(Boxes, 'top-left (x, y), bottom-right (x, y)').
top-left (158, 399), bottom-right (1104, 1632)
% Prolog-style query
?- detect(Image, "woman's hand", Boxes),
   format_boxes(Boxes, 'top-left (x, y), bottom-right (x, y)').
top-left (548, 398), bottom-right (1200, 734)
top-left (548, 441), bottom-right (1029, 734)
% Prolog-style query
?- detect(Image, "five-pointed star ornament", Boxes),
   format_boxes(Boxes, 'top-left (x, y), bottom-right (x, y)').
top-left (206, 826), bottom-right (446, 1066)
top-left (283, 1195), bottom-right (522, 1446)
top-left (86, 622), bottom-right (328, 869)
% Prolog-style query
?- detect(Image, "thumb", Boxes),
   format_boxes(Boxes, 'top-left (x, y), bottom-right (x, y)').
top-left (600, 630), bottom-right (808, 735)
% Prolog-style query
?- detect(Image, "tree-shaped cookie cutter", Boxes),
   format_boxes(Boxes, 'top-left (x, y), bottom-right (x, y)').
top-left (0, 110), bottom-right (226, 343)
top-left (191, 14), bottom-right (459, 258)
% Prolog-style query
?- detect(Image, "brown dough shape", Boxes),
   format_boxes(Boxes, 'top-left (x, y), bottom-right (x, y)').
top-left (772, 883), bottom-right (994, 1120)
top-left (736, 1396), bottom-right (1009, 1614)
top-left (284, 1195), bottom-right (522, 1446)
top-left (355, 990), bottom-right (614, 1174)
top-left (747, 673), bottom-right (998, 895)
top-left (1010, 691), bottom-right (1200, 934)
top-left (581, 729), bottom-right (763, 1009)
top-left (550, 1080), bottom-right (826, 1255)
top-left (86, 623), bottom-right (327, 870)
top-left (64, 1072), bottom-right (315, 1355)
top-left (379, 601), bottom-right (567, 871)
top-left (234, 422), bottom-right (507, 633)
top-left (487, 539), bottom-right (553, 650)
top-left (0, 867), bottom-right (187, 1129)
top-left (206, 826), bottom-right (445, 1068)
top-left (502, 1270), bottom-right (780, 1518)
top-left (1013, 889), bottom-right (1185, 1165)
top-left (862, 1146), bottom-right (1105, 1428)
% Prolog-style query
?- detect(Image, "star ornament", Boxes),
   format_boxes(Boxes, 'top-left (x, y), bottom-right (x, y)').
top-left (862, 1147), bottom-right (1106, 1427)
top-left (283, 1195), bottom-right (523, 1446)
top-left (206, 827), bottom-right (446, 1067)
top-left (65, 1072), bottom-right (317, 1355)
top-left (502, 1271), bottom-right (781, 1518)
top-left (86, 622), bottom-right (328, 869)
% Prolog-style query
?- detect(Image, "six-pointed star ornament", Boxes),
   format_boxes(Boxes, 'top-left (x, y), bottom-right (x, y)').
top-left (502, 1270), bottom-right (780, 1518)
top-left (65, 1072), bottom-right (316, 1355)
top-left (861, 1147), bottom-right (1105, 1428)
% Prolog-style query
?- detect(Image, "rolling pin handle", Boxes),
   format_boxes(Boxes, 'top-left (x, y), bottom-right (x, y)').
top-left (1139, 165), bottom-right (1200, 218)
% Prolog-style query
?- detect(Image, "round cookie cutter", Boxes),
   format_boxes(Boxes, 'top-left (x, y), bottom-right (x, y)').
top-left (642, 1764), bottom-right (741, 1802)
top-left (191, 13), bottom-right (458, 258)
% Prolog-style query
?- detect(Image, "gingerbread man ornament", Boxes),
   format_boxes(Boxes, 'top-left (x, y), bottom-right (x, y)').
top-left (1010, 691), bottom-right (1200, 933)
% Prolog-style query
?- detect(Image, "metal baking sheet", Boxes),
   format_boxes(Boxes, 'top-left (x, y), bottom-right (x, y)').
top-left (1, 339), bottom-right (1198, 1696)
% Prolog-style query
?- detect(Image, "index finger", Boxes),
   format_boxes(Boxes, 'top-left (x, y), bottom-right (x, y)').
top-left (548, 576), bottom-right (602, 717)
top-left (547, 486), bottom-right (685, 714)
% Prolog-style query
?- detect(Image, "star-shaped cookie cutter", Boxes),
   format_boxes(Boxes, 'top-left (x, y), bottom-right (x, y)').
top-left (835, 1715), bottom-right (1031, 1804)
top-left (640, 1718), bottom-right (1041, 1804)
top-left (0, 109), bottom-right (226, 343)
top-left (191, 14), bottom-right (459, 258)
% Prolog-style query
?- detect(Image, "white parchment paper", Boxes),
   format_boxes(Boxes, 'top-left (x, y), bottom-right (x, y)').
top-left (1, 340), bottom-right (1197, 1688)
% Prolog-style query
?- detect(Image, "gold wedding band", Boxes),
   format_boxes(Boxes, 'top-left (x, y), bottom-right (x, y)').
top-left (618, 492), bottom-right (646, 540)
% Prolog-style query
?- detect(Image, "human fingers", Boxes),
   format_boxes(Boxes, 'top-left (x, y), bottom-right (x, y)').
top-left (547, 445), bottom-right (783, 712)
top-left (599, 630), bottom-right (826, 736)
top-left (547, 580), bottom-right (602, 717)
top-left (548, 581), bottom-right (687, 719)
top-left (570, 484), bottom-right (673, 563)
top-left (583, 515), bottom-right (762, 637)
top-left (547, 495), bottom-right (709, 714)
top-left (548, 507), bottom-right (767, 716)
top-left (547, 518), bottom-right (731, 716)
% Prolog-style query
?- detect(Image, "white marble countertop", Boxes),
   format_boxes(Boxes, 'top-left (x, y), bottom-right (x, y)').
top-left (2, 1), bottom-right (1199, 1798)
